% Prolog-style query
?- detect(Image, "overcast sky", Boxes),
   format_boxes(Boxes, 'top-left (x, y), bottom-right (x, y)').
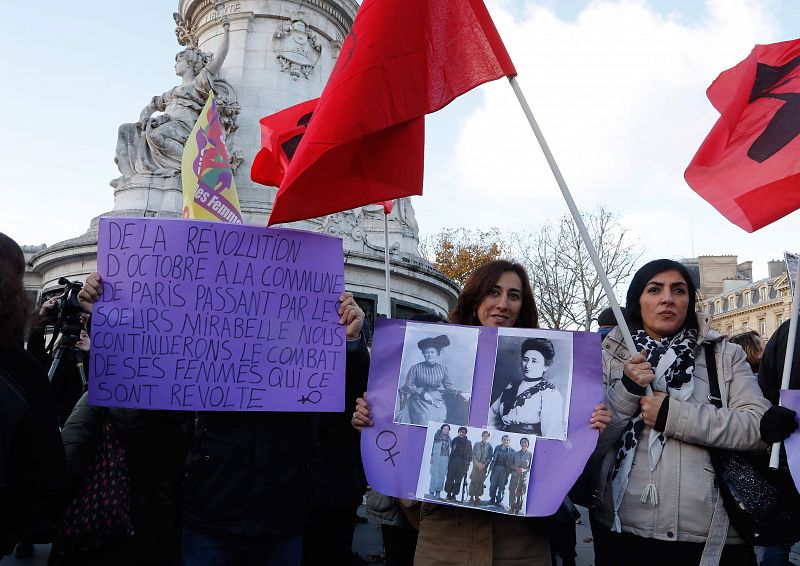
top-left (2, 0), bottom-right (800, 281)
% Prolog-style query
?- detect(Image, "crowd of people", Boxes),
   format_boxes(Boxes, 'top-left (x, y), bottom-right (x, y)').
top-left (2, 228), bottom-right (800, 566)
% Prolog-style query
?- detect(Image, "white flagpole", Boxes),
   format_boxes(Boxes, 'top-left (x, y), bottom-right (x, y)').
top-left (507, 76), bottom-right (638, 356)
top-left (384, 207), bottom-right (392, 317)
top-left (769, 259), bottom-right (800, 468)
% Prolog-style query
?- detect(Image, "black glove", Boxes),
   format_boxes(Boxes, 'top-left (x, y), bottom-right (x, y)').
top-left (760, 405), bottom-right (799, 444)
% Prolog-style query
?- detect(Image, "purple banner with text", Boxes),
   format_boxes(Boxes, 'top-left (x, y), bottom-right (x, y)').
top-left (781, 389), bottom-right (800, 492)
top-left (89, 217), bottom-right (346, 412)
top-left (361, 319), bottom-right (604, 516)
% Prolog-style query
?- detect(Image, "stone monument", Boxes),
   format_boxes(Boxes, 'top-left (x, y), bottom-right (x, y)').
top-left (29, 0), bottom-right (458, 322)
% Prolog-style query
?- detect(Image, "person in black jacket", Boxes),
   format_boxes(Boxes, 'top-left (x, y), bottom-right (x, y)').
top-left (0, 233), bottom-right (67, 557)
top-left (78, 271), bottom-right (370, 566)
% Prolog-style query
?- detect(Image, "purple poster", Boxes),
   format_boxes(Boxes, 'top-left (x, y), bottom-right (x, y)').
top-left (781, 389), bottom-right (800, 492)
top-left (361, 319), bottom-right (604, 516)
top-left (89, 217), bottom-right (346, 412)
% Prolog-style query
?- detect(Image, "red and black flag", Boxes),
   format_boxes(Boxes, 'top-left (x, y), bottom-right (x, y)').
top-left (265, 0), bottom-right (516, 226)
top-left (685, 38), bottom-right (800, 232)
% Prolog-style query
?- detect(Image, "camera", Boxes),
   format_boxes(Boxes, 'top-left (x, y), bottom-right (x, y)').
top-left (50, 277), bottom-right (85, 349)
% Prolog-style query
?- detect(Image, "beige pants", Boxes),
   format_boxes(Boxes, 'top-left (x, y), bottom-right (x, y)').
top-left (414, 503), bottom-right (551, 566)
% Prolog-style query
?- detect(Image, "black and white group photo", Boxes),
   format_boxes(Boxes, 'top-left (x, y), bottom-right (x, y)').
top-left (416, 422), bottom-right (535, 516)
top-left (486, 329), bottom-right (573, 440)
top-left (393, 322), bottom-right (480, 426)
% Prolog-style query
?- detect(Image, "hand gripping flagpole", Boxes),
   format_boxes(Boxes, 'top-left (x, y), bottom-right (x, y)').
top-left (769, 259), bottom-right (800, 469)
top-left (507, 77), bottom-right (640, 360)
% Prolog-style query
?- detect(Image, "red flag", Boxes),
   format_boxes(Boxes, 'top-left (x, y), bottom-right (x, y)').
top-left (267, 0), bottom-right (516, 226)
top-left (251, 98), bottom-right (318, 188)
top-left (685, 38), bottom-right (800, 232)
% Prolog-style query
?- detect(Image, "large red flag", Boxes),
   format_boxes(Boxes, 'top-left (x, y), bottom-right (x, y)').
top-left (267, 0), bottom-right (516, 225)
top-left (685, 38), bottom-right (800, 232)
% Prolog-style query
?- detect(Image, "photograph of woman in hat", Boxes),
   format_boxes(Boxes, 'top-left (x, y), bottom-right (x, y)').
top-left (394, 324), bottom-right (479, 426)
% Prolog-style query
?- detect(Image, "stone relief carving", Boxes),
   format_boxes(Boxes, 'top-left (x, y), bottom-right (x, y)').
top-left (273, 11), bottom-right (322, 80)
top-left (322, 198), bottom-right (420, 256)
top-left (173, 12), bottom-right (198, 47)
top-left (112, 13), bottom-right (240, 196)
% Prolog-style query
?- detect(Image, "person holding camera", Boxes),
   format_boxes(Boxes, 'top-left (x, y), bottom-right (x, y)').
top-left (27, 295), bottom-right (90, 428)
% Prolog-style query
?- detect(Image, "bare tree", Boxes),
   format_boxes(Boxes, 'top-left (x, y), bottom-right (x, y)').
top-left (510, 207), bottom-right (641, 330)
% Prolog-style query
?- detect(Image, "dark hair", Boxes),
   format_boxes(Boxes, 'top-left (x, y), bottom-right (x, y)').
top-left (0, 234), bottom-right (31, 345)
top-left (449, 260), bottom-right (538, 329)
top-left (625, 259), bottom-right (698, 333)
top-left (520, 437), bottom-right (530, 446)
top-left (439, 424), bottom-right (450, 432)
top-left (730, 331), bottom-right (762, 372)
top-left (458, 426), bottom-right (468, 434)
top-left (520, 337), bottom-right (555, 365)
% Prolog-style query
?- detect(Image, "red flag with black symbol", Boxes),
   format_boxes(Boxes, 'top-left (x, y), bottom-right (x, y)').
top-left (685, 38), bottom-right (800, 232)
top-left (267, 0), bottom-right (516, 226)
top-left (251, 98), bottom-right (319, 188)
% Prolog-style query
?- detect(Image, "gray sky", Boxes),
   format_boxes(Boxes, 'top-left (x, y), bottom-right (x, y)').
top-left (2, 0), bottom-right (800, 281)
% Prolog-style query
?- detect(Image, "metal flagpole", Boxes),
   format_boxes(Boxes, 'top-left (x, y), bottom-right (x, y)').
top-left (507, 76), bottom-right (638, 356)
top-left (769, 259), bottom-right (800, 468)
top-left (384, 207), bottom-right (392, 317)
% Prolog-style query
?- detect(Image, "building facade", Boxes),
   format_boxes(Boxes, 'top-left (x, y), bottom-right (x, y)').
top-left (683, 255), bottom-right (792, 340)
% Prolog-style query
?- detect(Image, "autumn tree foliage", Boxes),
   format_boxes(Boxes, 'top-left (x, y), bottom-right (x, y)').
top-left (422, 228), bottom-right (504, 287)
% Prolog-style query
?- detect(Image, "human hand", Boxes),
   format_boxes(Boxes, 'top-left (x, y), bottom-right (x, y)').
top-left (38, 296), bottom-right (59, 317)
top-left (640, 391), bottom-right (668, 427)
top-left (590, 403), bottom-right (612, 431)
top-left (351, 393), bottom-right (373, 431)
top-left (339, 291), bottom-right (364, 340)
top-left (624, 350), bottom-right (655, 388)
top-left (760, 405), bottom-right (799, 444)
top-left (77, 272), bottom-right (102, 314)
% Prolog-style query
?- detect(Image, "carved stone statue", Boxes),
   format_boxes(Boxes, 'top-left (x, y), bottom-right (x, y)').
top-left (273, 11), bottom-right (322, 80)
top-left (112, 13), bottom-right (239, 189)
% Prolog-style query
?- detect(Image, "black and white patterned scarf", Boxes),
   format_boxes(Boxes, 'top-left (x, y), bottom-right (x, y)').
top-left (609, 328), bottom-right (698, 531)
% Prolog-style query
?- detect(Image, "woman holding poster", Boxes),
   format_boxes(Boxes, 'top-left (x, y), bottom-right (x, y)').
top-left (594, 259), bottom-right (770, 566)
top-left (353, 260), bottom-right (611, 565)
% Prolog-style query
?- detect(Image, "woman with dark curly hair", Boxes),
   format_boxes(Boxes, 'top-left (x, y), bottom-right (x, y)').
top-left (0, 233), bottom-right (66, 557)
top-left (352, 259), bottom-right (610, 566)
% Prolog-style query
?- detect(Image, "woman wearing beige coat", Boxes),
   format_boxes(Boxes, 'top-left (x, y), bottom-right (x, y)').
top-left (593, 259), bottom-right (770, 566)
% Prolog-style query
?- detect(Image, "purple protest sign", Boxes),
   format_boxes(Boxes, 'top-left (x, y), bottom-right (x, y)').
top-left (781, 389), bottom-right (800, 492)
top-left (361, 319), bottom-right (604, 516)
top-left (89, 217), bottom-right (346, 412)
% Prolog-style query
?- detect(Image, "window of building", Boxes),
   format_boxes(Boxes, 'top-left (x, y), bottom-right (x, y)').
top-left (742, 321), bottom-right (749, 331)
top-left (743, 290), bottom-right (751, 306)
top-left (777, 313), bottom-right (785, 326)
top-left (759, 319), bottom-right (766, 336)
top-left (728, 294), bottom-right (737, 310)
top-left (726, 325), bottom-right (733, 335)
top-left (715, 298), bottom-right (723, 313)
top-left (391, 298), bottom-right (434, 321)
top-left (759, 286), bottom-right (768, 301)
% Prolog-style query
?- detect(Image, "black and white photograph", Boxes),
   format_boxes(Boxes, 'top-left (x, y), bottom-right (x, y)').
top-left (485, 328), bottom-right (573, 441)
top-left (393, 322), bottom-right (479, 427)
top-left (415, 422), bottom-right (535, 516)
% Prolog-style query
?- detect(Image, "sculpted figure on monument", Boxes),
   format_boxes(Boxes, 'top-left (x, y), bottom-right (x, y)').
top-left (112, 14), bottom-right (237, 187)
